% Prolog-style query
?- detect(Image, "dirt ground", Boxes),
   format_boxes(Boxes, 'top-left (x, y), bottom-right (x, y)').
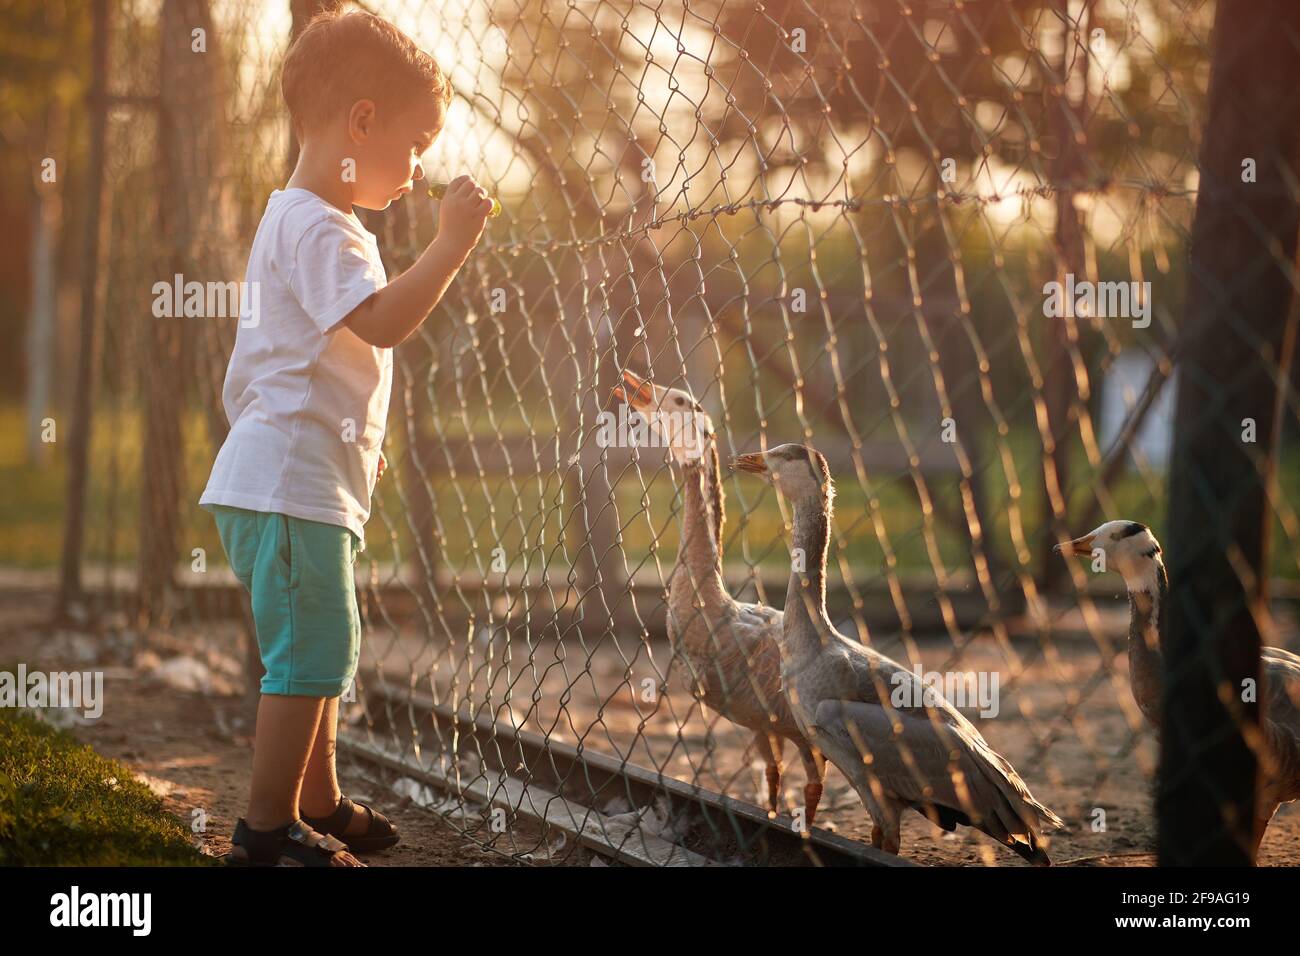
top-left (0, 591), bottom-right (591, 867)
top-left (360, 599), bottom-right (1300, 866)
top-left (4, 587), bottom-right (1298, 867)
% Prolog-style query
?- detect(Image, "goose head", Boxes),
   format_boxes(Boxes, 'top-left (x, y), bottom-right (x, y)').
top-left (1055, 519), bottom-right (1163, 592)
top-left (730, 443), bottom-right (833, 502)
top-left (611, 369), bottom-right (714, 465)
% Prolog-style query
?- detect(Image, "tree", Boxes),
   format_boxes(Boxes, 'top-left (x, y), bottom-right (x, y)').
top-left (0, 0), bottom-right (90, 462)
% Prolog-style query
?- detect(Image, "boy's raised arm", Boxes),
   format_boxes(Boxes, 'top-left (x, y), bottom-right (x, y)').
top-left (344, 175), bottom-right (493, 348)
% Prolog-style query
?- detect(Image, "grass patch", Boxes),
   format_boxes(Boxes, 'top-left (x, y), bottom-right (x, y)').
top-left (3, 399), bottom-right (1297, 580)
top-left (0, 707), bottom-right (211, 866)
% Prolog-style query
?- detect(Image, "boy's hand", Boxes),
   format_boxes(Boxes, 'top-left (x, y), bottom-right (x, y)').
top-left (377, 450), bottom-right (387, 482)
top-left (433, 175), bottom-right (494, 260)
top-left (343, 176), bottom-right (492, 349)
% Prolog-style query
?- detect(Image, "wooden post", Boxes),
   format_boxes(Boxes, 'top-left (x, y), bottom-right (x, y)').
top-left (1038, 0), bottom-right (1090, 593)
top-left (56, 0), bottom-right (110, 621)
top-left (1159, 0), bottom-right (1300, 865)
top-left (142, 0), bottom-right (232, 623)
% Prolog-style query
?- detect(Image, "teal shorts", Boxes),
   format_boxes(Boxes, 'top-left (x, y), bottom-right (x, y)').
top-left (208, 505), bottom-right (361, 697)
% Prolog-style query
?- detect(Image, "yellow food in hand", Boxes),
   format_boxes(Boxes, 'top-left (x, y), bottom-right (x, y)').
top-left (426, 182), bottom-right (502, 218)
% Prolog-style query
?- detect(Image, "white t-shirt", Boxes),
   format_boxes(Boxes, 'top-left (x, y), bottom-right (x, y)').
top-left (200, 188), bottom-right (391, 547)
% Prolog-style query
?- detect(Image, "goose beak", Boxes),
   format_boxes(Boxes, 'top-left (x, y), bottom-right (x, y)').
top-left (731, 452), bottom-right (768, 475)
top-left (614, 369), bottom-right (654, 410)
top-left (1054, 534), bottom-right (1095, 556)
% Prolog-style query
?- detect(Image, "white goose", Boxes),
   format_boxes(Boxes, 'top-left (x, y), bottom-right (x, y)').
top-left (613, 371), bottom-right (827, 821)
top-left (733, 442), bottom-right (1065, 862)
top-left (1057, 520), bottom-right (1300, 854)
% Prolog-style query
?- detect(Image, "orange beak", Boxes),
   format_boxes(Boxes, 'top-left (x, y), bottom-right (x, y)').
top-left (1053, 533), bottom-right (1096, 556)
top-left (731, 452), bottom-right (768, 475)
top-left (612, 369), bottom-right (654, 409)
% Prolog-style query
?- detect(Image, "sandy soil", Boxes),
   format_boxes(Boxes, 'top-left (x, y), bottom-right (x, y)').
top-left (4, 587), bottom-right (1297, 867)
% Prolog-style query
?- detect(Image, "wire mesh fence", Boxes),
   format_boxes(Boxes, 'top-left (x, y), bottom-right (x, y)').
top-left (46, 0), bottom-right (1300, 865)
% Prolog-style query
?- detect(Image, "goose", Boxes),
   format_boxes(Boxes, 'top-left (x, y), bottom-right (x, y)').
top-left (1056, 520), bottom-right (1300, 855)
top-left (732, 442), bottom-right (1066, 862)
top-left (612, 370), bottom-right (827, 822)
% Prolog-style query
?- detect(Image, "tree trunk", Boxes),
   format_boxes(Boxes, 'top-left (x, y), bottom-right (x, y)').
top-left (57, 0), bottom-right (110, 620)
top-left (1159, 0), bottom-right (1300, 866)
top-left (25, 184), bottom-right (59, 466)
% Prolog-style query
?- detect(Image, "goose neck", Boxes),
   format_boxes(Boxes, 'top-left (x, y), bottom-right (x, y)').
top-left (783, 491), bottom-right (835, 665)
top-left (1126, 557), bottom-right (1167, 725)
top-left (676, 444), bottom-right (725, 589)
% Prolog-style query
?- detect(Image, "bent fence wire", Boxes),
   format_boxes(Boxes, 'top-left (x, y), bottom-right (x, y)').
top-left (57, 0), bottom-right (1300, 865)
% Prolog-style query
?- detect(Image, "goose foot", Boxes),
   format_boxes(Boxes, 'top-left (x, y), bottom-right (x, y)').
top-left (804, 782), bottom-right (823, 825)
top-left (765, 763), bottom-right (782, 816)
top-left (870, 823), bottom-right (901, 855)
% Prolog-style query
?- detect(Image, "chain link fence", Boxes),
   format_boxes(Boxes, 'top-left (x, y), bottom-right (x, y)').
top-left (44, 0), bottom-right (1300, 865)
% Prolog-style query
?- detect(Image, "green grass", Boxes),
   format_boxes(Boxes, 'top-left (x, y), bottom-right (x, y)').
top-left (0, 707), bottom-right (211, 866)
top-left (3, 401), bottom-right (1298, 580)
top-left (0, 406), bottom-right (68, 567)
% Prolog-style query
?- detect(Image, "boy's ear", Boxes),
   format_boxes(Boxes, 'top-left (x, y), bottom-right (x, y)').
top-left (348, 99), bottom-right (377, 143)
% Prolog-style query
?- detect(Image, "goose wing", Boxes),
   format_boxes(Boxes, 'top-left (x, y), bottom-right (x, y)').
top-left (828, 641), bottom-right (1062, 837)
top-left (686, 599), bottom-right (780, 659)
top-left (725, 601), bottom-right (786, 709)
top-left (841, 640), bottom-right (1017, 756)
top-left (1261, 647), bottom-right (1300, 802)
top-left (673, 597), bottom-right (790, 728)
top-left (812, 696), bottom-right (1064, 862)
top-left (1263, 646), bottom-right (1300, 724)
top-left (733, 600), bottom-right (781, 633)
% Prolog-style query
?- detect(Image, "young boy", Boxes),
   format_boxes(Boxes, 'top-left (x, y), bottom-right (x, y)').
top-left (199, 10), bottom-right (493, 866)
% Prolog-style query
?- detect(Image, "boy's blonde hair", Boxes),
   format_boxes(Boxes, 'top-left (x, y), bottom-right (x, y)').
top-left (281, 8), bottom-right (453, 141)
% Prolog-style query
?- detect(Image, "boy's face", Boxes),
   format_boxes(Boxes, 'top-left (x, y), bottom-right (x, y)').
top-left (347, 96), bottom-right (445, 210)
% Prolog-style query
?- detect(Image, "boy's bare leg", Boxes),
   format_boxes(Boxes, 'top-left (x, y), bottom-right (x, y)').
top-left (300, 697), bottom-right (372, 838)
top-left (300, 696), bottom-right (342, 817)
top-left (238, 693), bottom-right (361, 866)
